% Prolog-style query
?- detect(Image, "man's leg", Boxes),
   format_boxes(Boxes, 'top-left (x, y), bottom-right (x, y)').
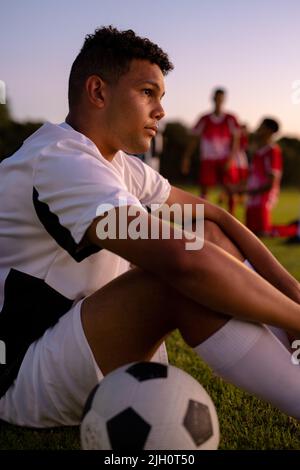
top-left (199, 160), bottom-right (216, 199)
top-left (81, 267), bottom-right (229, 376)
top-left (81, 219), bottom-right (241, 376)
top-left (81, 262), bottom-right (300, 420)
top-left (83, 219), bottom-right (294, 377)
top-left (191, 220), bottom-right (291, 348)
top-left (200, 184), bottom-right (208, 199)
top-left (185, 220), bottom-right (300, 417)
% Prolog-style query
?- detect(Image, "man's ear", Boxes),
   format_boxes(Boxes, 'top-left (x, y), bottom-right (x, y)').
top-left (85, 75), bottom-right (108, 109)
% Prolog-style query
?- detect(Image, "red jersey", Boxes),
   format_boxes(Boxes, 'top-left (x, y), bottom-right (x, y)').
top-left (193, 112), bottom-right (239, 161)
top-left (247, 144), bottom-right (282, 208)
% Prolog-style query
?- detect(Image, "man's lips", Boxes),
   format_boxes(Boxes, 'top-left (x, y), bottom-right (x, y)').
top-left (144, 125), bottom-right (158, 135)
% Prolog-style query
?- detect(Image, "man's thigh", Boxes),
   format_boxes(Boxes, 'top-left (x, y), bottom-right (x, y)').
top-left (0, 270), bottom-right (171, 428)
top-left (80, 268), bottom-right (176, 376)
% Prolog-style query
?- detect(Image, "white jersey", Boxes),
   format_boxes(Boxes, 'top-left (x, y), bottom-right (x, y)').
top-left (0, 122), bottom-right (171, 396)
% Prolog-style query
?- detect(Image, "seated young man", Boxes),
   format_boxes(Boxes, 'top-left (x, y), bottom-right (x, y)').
top-left (1, 26), bottom-right (300, 428)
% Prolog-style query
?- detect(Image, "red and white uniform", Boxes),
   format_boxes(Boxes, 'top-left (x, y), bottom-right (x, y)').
top-left (234, 129), bottom-right (249, 182)
top-left (246, 144), bottom-right (282, 234)
top-left (193, 113), bottom-right (239, 186)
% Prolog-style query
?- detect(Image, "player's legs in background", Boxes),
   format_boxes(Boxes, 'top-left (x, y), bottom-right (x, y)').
top-left (200, 184), bottom-right (208, 199)
top-left (220, 158), bottom-right (239, 216)
top-left (198, 160), bottom-right (217, 199)
top-left (246, 203), bottom-right (271, 236)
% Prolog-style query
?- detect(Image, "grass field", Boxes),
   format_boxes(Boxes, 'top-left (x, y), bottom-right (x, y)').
top-left (0, 188), bottom-right (300, 450)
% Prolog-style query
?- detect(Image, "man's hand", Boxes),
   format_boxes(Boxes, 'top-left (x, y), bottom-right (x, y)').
top-left (224, 153), bottom-right (235, 172)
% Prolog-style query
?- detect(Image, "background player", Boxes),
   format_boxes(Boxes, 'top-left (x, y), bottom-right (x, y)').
top-left (246, 118), bottom-right (282, 236)
top-left (181, 88), bottom-right (240, 214)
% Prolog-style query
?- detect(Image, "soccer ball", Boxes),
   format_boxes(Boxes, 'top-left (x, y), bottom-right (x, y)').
top-left (80, 362), bottom-right (219, 450)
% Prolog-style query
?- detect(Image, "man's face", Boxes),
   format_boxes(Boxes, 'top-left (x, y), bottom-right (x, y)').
top-left (104, 59), bottom-right (165, 155)
top-left (256, 122), bottom-right (269, 140)
top-left (213, 92), bottom-right (225, 109)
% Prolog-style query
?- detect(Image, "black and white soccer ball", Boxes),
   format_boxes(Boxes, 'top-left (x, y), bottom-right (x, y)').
top-left (80, 362), bottom-right (219, 450)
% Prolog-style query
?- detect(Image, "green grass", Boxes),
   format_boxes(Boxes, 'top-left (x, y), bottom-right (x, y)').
top-left (1, 188), bottom-right (300, 450)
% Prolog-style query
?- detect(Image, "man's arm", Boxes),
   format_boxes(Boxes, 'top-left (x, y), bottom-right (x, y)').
top-left (248, 173), bottom-right (279, 195)
top-left (165, 186), bottom-right (300, 303)
top-left (225, 127), bottom-right (240, 170)
top-left (82, 206), bottom-right (300, 335)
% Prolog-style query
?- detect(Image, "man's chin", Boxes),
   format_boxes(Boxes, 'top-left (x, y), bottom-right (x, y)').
top-left (122, 141), bottom-right (150, 156)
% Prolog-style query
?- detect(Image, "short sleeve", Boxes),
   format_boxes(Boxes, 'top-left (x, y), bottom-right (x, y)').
top-left (34, 138), bottom-right (144, 246)
top-left (227, 114), bottom-right (239, 134)
top-left (119, 154), bottom-right (171, 208)
top-left (192, 116), bottom-right (206, 135)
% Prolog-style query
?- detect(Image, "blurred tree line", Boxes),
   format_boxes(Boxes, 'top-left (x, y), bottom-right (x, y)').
top-left (160, 121), bottom-right (300, 187)
top-left (0, 105), bottom-right (299, 187)
top-left (0, 103), bottom-right (42, 160)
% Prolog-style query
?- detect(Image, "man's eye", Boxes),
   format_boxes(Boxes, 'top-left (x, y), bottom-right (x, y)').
top-left (143, 89), bottom-right (152, 96)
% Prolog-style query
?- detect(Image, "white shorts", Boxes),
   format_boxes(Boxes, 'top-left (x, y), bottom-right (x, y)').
top-left (0, 300), bottom-right (168, 428)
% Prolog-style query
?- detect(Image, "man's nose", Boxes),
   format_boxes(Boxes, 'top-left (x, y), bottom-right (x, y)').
top-left (153, 102), bottom-right (165, 121)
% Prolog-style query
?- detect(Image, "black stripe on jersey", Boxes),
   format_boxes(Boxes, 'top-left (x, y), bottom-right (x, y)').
top-left (33, 187), bottom-right (102, 262)
top-left (0, 268), bottom-right (74, 398)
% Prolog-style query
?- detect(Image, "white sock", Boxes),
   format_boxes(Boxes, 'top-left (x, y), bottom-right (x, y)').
top-left (243, 259), bottom-right (290, 349)
top-left (194, 318), bottom-right (300, 419)
top-left (150, 342), bottom-right (168, 365)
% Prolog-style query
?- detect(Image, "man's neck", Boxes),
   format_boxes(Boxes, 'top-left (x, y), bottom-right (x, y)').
top-left (259, 137), bottom-right (273, 147)
top-left (213, 108), bottom-right (223, 117)
top-left (65, 113), bottom-right (117, 162)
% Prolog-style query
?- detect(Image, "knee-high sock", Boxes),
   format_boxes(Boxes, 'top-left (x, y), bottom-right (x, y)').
top-left (243, 259), bottom-right (290, 349)
top-left (194, 318), bottom-right (300, 419)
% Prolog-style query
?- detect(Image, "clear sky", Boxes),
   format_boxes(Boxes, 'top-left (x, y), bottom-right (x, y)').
top-left (1, 0), bottom-right (300, 137)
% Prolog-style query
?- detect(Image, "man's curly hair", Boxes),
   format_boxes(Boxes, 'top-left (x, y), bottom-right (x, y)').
top-left (68, 26), bottom-right (173, 108)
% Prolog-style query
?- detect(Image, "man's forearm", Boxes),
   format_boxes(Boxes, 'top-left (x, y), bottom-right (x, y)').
top-left (166, 186), bottom-right (300, 303)
top-left (229, 131), bottom-right (240, 160)
top-left (216, 208), bottom-right (300, 302)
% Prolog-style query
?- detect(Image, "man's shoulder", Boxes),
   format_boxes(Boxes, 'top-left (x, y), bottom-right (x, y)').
top-left (261, 143), bottom-right (281, 157)
top-left (256, 145), bottom-right (282, 172)
top-left (199, 112), bottom-right (211, 122)
top-left (34, 122), bottom-right (103, 166)
top-left (224, 112), bottom-right (238, 124)
top-left (24, 122), bottom-right (98, 152)
top-left (118, 151), bottom-right (160, 178)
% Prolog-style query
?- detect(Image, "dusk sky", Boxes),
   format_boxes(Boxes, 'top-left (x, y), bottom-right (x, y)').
top-left (1, 0), bottom-right (300, 137)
